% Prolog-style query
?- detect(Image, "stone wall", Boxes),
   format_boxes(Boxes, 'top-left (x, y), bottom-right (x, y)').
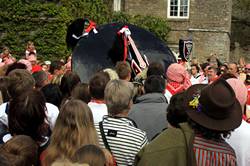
top-left (122, 0), bottom-right (232, 63)
top-left (230, 0), bottom-right (250, 63)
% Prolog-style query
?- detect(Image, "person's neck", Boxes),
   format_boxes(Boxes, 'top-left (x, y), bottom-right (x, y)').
top-left (110, 111), bottom-right (128, 118)
top-left (192, 73), bottom-right (198, 77)
top-left (91, 98), bottom-right (105, 104)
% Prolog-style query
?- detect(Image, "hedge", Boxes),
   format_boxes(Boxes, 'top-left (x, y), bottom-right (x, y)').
top-left (0, 0), bottom-right (170, 61)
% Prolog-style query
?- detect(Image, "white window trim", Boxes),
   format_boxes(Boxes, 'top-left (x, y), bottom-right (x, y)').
top-left (113, 0), bottom-right (121, 12)
top-left (167, 0), bottom-right (190, 19)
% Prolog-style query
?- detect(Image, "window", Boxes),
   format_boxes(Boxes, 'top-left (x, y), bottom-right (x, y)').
top-left (113, 0), bottom-right (121, 12)
top-left (167, 0), bottom-right (189, 19)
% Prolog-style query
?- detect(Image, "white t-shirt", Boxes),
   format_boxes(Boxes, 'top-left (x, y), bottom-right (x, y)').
top-left (227, 120), bottom-right (250, 166)
top-left (190, 74), bottom-right (202, 85)
top-left (88, 101), bottom-right (108, 123)
top-left (0, 102), bottom-right (59, 130)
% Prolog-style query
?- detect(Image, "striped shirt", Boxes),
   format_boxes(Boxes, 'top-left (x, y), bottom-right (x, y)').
top-left (193, 135), bottom-right (237, 166)
top-left (95, 116), bottom-right (148, 166)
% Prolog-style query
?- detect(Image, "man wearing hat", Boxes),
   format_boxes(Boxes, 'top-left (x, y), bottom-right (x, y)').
top-left (135, 79), bottom-right (240, 165)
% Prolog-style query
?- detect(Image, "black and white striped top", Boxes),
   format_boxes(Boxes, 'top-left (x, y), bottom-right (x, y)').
top-left (95, 116), bottom-right (148, 166)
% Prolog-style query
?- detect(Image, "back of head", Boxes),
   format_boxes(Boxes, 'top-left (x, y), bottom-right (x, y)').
top-left (7, 69), bottom-right (35, 98)
top-left (8, 89), bottom-right (47, 142)
top-left (185, 80), bottom-right (242, 139)
top-left (103, 68), bottom-right (119, 80)
top-left (52, 159), bottom-right (89, 166)
top-left (89, 72), bottom-right (110, 100)
top-left (115, 61), bottom-right (131, 80)
top-left (49, 60), bottom-right (64, 74)
top-left (0, 135), bottom-right (38, 166)
top-left (32, 70), bottom-right (48, 89)
top-left (105, 80), bottom-right (133, 116)
top-left (226, 78), bottom-right (247, 110)
top-left (74, 144), bottom-right (105, 166)
top-left (41, 83), bottom-right (62, 107)
top-left (219, 73), bottom-right (237, 80)
top-left (18, 59), bottom-right (32, 72)
top-left (60, 71), bottom-right (81, 99)
top-left (5, 62), bottom-right (27, 76)
top-left (144, 75), bottom-right (165, 94)
top-left (167, 91), bottom-right (187, 128)
top-left (71, 83), bottom-right (91, 104)
top-left (146, 62), bottom-right (165, 78)
top-left (167, 63), bottom-right (186, 83)
top-left (45, 99), bottom-right (98, 164)
top-left (166, 63), bottom-right (191, 89)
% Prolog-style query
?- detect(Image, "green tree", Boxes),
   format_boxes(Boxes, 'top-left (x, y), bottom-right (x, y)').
top-left (0, 0), bottom-right (72, 61)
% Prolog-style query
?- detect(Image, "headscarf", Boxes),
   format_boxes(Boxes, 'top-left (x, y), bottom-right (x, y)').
top-left (226, 78), bottom-right (247, 109)
top-left (166, 63), bottom-right (191, 90)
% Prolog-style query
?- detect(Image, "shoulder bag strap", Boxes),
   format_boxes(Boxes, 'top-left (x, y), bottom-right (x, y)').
top-left (180, 128), bottom-right (196, 166)
top-left (99, 121), bottom-right (112, 152)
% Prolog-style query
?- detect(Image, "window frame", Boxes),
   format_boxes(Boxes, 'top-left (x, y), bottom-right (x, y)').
top-left (113, 0), bottom-right (121, 12)
top-left (167, 0), bottom-right (190, 19)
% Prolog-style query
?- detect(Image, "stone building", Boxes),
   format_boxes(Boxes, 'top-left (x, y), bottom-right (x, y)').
top-left (230, 0), bottom-right (250, 63)
top-left (111, 0), bottom-right (233, 62)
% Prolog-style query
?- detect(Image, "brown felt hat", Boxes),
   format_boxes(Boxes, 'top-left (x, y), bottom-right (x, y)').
top-left (185, 79), bottom-right (242, 131)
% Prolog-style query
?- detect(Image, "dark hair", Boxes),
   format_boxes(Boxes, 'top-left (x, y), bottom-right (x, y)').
top-left (188, 118), bottom-right (231, 140)
top-left (144, 75), bottom-right (165, 94)
top-left (49, 61), bottom-right (64, 74)
top-left (60, 71), bottom-right (81, 100)
top-left (208, 66), bottom-right (218, 73)
top-left (8, 90), bottom-right (48, 142)
top-left (32, 70), bottom-right (48, 89)
top-left (5, 62), bottom-right (27, 76)
top-left (132, 81), bottom-right (144, 103)
top-left (28, 52), bottom-right (36, 56)
top-left (0, 135), bottom-right (38, 166)
top-left (115, 61), bottom-right (131, 80)
top-left (146, 62), bottom-right (165, 78)
top-left (89, 72), bottom-right (110, 100)
top-left (245, 73), bottom-right (250, 85)
top-left (218, 73), bottom-right (237, 81)
top-left (41, 84), bottom-right (62, 108)
top-left (74, 144), bottom-right (106, 166)
top-left (218, 64), bottom-right (229, 75)
top-left (71, 83), bottom-right (91, 103)
top-left (200, 63), bottom-right (210, 72)
top-left (0, 77), bottom-right (10, 103)
top-left (166, 92), bottom-right (187, 128)
top-left (220, 64), bottom-right (228, 70)
top-left (191, 64), bottom-right (200, 73)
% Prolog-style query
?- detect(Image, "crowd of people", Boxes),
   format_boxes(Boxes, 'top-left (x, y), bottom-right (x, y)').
top-left (0, 42), bottom-right (249, 166)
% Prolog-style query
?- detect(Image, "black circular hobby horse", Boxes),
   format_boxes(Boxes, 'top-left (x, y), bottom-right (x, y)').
top-left (66, 19), bottom-right (176, 82)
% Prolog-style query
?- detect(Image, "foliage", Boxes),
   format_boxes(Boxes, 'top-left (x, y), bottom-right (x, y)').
top-left (59, 0), bottom-right (111, 25)
top-left (0, 0), bottom-right (170, 61)
top-left (0, 0), bottom-right (72, 61)
top-left (110, 12), bottom-right (170, 42)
